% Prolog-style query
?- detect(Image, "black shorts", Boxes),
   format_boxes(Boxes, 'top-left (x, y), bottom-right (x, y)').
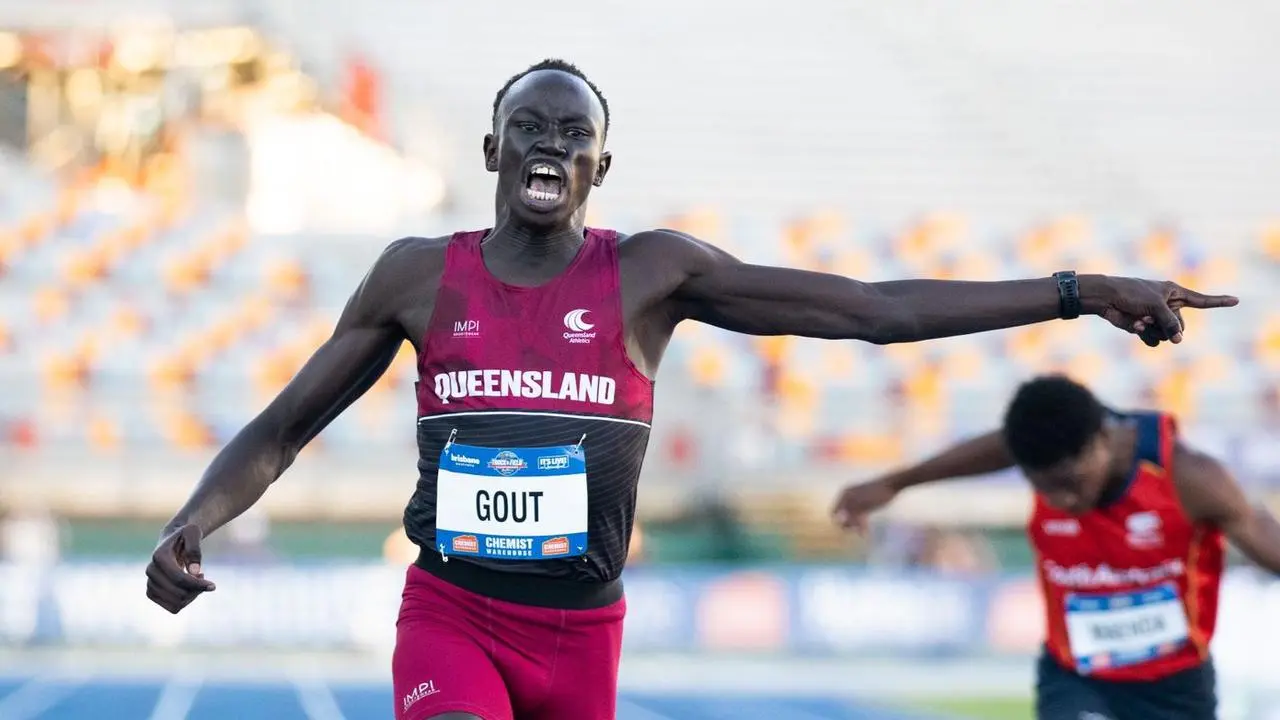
top-left (1036, 651), bottom-right (1217, 720)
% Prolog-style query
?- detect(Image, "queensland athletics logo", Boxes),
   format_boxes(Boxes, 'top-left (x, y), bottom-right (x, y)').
top-left (488, 450), bottom-right (527, 476)
top-left (562, 308), bottom-right (597, 344)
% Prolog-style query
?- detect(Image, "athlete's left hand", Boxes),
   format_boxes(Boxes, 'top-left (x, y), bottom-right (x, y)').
top-left (1084, 277), bottom-right (1238, 347)
top-left (145, 523), bottom-right (216, 614)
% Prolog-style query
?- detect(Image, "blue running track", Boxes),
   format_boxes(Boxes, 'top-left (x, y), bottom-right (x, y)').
top-left (0, 674), bottom-right (953, 720)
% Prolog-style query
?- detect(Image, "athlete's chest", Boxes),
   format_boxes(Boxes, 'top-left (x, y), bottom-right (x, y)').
top-left (1030, 483), bottom-right (1194, 564)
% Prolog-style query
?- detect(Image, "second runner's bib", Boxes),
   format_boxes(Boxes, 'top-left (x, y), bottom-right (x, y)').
top-left (1064, 582), bottom-right (1191, 674)
top-left (435, 438), bottom-right (589, 561)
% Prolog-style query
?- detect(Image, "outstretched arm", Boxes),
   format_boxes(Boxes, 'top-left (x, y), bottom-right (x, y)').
top-left (884, 431), bottom-right (1015, 493)
top-left (1175, 444), bottom-right (1280, 575)
top-left (146, 239), bottom-right (421, 614)
top-left (832, 431), bottom-right (1014, 531)
top-left (159, 244), bottom-right (411, 539)
top-left (657, 231), bottom-right (1236, 346)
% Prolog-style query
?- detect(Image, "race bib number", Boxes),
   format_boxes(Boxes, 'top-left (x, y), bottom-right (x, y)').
top-left (435, 440), bottom-right (588, 561)
top-left (1065, 582), bottom-right (1190, 674)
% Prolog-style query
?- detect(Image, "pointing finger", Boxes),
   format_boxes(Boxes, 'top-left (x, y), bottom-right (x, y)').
top-left (1171, 289), bottom-right (1240, 310)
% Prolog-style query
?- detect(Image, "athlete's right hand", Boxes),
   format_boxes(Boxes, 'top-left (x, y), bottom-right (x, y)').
top-left (831, 478), bottom-right (899, 534)
top-left (145, 523), bottom-right (216, 614)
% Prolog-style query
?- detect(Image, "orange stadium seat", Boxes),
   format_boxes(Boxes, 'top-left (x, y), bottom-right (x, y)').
top-left (838, 431), bottom-right (905, 465)
top-left (754, 335), bottom-right (791, 366)
top-left (88, 414), bottom-right (122, 452)
top-left (53, 187), bottom-right (81, 228)
top-left (237, 294), bottom-right (277, 333)
top-left (148, 355), bottom-right (197, 393)
top-left (688, 342), bottom-right (728, 387)
top-left (1150, 362), bottom-right (1197, 419)
top-left (32, 286), bottom-right (71, 324)
top-left (162, 256), bottom-right (209, 295)
top-left (0, 228), bottom-right (18, 264)
top-left (62, 248), bottom-right (109, 287)
top-left (1017, 216), bottom-right (1092, 274)
top-left (39, 352), bottom-right (86, 392)
top-left (1259, 221), bottom-right (1280, 261)
top-left (1254, 314), bottom-right (1280, 370)
top-left (156, 405), bottom-right (215, 450)
top-left (1136, 225), bottom-right (1181, 276)
top-left (947, 251), bottom-right (1000, 281)
top-left (99, 229), bottom-right (134, 267)
top-left (938, 341), bottom-right (986, 382)
top-left (18, 211), bottom-right (54, 247)
top-left (1074, 248), bottom-right (1120, 276)
top-left (1177, 255), bottom-right (1237, 296)
top-left (1006, 325), bottom-right (1051, 369)
top-left (895, 213), bottom-right (966, 272)
top-left (819, 343), bottom-right (857, 381)
top-left (266, 258), bottom-right (310, 301)
top-left (663, 207), bottom-right (725, 248)
top-left (1042, 349), bottom-right (1108, 386)
top-left (902, 361), bottom-right (946, 421)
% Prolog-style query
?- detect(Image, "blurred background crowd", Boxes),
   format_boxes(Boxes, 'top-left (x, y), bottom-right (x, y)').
top-left (1, 2), bottom-right (1279, 718)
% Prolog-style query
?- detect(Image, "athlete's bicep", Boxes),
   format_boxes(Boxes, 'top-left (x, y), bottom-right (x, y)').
top-left (257, 242), bottom-right (412, 450)
top-left (662, 231), bottom-right (893, 339)
top-left (1175, 445), bottom-right (1280, 574)
top-left (264, 323), bottom-right (402, 450)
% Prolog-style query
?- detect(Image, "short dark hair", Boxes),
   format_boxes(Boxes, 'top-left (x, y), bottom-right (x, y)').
top-left (1002, 375), bottom-right (1106, 470)
top-left (492, 58), bottom-right (610, 137)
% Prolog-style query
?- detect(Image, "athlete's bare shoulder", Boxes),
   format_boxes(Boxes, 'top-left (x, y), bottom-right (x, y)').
top-left (344, 235), bottom-right (452, 333)
top-left (615, 228), bottom-right (730, 289)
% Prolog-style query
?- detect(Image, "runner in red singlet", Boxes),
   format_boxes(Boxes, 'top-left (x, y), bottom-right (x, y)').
top-left (832, 375), bottom-right (1280, 720)
top-left (144, 56), bottom-right (1238, 720)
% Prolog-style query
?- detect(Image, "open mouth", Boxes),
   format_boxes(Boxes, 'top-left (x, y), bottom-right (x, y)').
top-left (524, 163), bottom-right (564, 204)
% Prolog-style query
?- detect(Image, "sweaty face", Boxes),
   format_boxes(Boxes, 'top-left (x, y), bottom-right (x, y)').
top-left (485, 70), bottom-right (609, 228)
top-left (1024, 434), bottom-right (1114, 515)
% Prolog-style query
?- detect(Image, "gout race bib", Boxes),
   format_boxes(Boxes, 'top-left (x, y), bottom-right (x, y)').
top-left (434, 436), bottom-right (588, 561)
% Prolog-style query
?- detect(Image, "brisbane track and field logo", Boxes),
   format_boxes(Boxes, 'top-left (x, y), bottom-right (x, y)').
top-left (488, 450), bottom-right (527, 476)
top-left (563, 308), bottom-right (597, 344)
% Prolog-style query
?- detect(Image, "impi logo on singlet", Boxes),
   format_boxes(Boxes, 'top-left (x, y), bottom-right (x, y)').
top-left (432, 369), bottom-right (616, 406)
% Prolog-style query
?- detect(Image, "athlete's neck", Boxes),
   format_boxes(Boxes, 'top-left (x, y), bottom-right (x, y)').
top-left (1100, 419), bottom-right (1139, 497)
top-left (485, 222), bottom-right (585, 258)
top-left (481, 212), bottom-right (588, 285)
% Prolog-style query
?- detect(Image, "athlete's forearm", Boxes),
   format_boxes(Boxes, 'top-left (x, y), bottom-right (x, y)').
top-left (864, 275), bottom-right (1108, 344)
top-left (160, 419), bottom-right (296, 539)
top-left (1230, 507), bottom-right (1280, 575)
top-left (885, 431), bottom-right (1015, 493)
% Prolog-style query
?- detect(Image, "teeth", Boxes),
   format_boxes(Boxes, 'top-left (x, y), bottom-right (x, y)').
top-left (526, 187), bottom-right (559, 202)
top-left (531, 165), bottom-right (560, 178)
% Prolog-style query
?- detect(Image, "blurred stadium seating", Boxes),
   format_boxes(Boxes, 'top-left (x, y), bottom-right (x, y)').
top-left (2, 3), bottom-right (1280, 718)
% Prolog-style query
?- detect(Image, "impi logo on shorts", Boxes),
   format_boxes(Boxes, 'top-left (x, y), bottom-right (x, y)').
top-left (403, 680), bottom-right (440, 712)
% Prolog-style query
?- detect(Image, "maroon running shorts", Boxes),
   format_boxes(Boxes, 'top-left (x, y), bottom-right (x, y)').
top-left (392, 564), bottom-right (626, 720)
